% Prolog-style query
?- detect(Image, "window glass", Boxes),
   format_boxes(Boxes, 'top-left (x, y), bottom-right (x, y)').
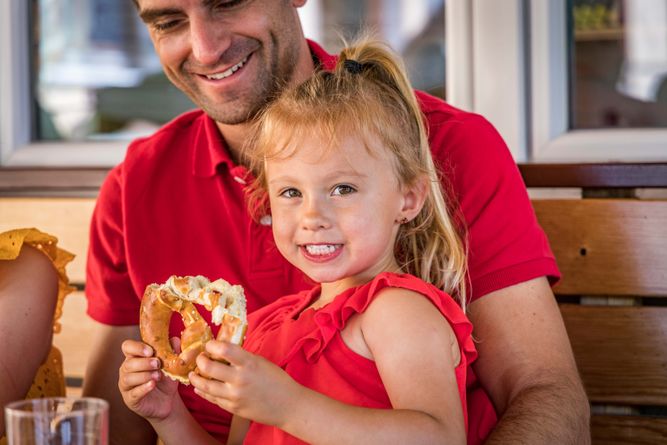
top-left (33, 0), bottom-right (445, 143)
top-left (34, 0), bottom-right (192, 142)
top-left (307, 0), bottom-right (446, 98)
top-left (571, 0), bottom-right (667, 129)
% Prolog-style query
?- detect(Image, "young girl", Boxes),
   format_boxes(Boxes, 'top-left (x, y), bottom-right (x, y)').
top-left (188, 38), bottom-right (482, 445)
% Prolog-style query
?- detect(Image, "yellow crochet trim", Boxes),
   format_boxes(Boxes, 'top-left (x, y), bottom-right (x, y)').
top-left (0, 228), bottom-right (75, 333)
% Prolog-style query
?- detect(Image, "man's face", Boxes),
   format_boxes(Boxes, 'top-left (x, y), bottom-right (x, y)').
top-left (136, 0), bottom-right (307, 125)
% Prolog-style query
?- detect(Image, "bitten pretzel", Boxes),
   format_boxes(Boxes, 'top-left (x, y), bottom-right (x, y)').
top-left (139, 275), bottom-right (247, 384)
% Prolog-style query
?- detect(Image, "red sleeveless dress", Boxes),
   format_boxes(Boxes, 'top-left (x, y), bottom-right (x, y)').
top-left (243, 272), bottom-right (497, 444)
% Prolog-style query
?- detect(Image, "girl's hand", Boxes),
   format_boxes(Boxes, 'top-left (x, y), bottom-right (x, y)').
top-left (118, 338), bottom-right (180, 421)
top-left (190, 340), bottom-right (300, 428)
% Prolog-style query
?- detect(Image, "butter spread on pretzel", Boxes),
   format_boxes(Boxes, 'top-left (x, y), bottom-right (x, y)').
top-left (139, 275), bottom-right (247, 384)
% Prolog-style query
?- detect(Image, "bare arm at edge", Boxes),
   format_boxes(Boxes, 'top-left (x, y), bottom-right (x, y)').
top-left (0, 245), bottom-right (58, 435)
top-left (468, 277), bottom-right (590, 444)
top-left (82, 323), bottom-right (157, 445)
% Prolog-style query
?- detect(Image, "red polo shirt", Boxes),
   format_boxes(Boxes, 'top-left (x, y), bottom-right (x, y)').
top-left (86, 41), bottom-right (558, 442)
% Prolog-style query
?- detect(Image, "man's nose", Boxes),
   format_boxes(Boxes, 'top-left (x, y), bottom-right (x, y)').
top-left (189, 15), bottom-right (230, 66)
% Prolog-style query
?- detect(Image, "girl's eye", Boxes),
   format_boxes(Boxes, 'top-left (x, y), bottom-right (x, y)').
top-left (279, 188), bottom-right (301, 198)
top-left (332, 184), bottom-right (356, 196)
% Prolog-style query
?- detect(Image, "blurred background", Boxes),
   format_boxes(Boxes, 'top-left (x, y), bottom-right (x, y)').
top-left (1, 0), bottom-right (666, 165)
top-left (33, 0), bottom-right (446, 143)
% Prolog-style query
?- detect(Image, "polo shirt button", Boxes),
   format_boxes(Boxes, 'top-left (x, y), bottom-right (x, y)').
top-left (259, 215), bottom-right (272, 226)
top-left (233, 176), bottom-right (247, 185)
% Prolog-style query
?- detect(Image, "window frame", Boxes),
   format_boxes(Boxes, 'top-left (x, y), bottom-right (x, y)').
top-left (451, 0), bottom-right (667, 163)
top-left (529, 0), bottom-right (667, 162)
top-left (0, 0), bottom-right (126, 169)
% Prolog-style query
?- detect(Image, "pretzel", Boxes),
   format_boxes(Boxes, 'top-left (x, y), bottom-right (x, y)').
top-left (139, 275), bottom-right (247, 384)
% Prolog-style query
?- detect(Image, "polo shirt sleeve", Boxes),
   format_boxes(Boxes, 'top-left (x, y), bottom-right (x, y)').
top-left (429, 113), bottom-right (560, 302)
top-left (85, 164), bottom-right (141, 325)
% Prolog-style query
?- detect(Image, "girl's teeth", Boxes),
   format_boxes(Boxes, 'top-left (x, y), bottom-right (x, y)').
top-left (305, 245), bottom-right (338, 255)
top-left (206, 56), bottom-right (248, 80)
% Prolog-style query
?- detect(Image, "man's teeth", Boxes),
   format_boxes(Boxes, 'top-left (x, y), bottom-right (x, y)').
top-left (206, 56), bottom-right (248, 80)
top-left (305, 245), bottom-right (338, 255)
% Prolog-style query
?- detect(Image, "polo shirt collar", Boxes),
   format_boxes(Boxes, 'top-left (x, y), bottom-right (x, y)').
top-left (308, 39), bottom-right (337, 71)
top-left (192, 112), bottom-right (234, 177)
top-left (192, 39), bottom-right (337, 178)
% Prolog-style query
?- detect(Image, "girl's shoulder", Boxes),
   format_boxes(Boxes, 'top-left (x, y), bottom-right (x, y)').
top-left (356, 272), bottom-right (474, 350)
top-left (358, 272), bottom-right (467, 323)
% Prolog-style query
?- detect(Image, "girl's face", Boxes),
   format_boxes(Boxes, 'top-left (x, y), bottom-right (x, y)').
top-left (266, 133), bottom-right (420, 296)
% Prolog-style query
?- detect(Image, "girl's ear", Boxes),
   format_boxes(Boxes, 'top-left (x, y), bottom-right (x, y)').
top-left (398, 176), bottom-right (429, 223)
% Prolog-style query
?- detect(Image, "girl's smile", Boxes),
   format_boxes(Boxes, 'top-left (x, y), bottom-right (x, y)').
top-left (299, 243), bottom-right (344, 263)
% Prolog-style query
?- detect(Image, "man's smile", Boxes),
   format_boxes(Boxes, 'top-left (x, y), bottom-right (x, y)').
top-left (202, 55), bottom-right (250, 80)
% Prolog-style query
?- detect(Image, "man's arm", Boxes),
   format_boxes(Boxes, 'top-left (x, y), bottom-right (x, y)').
top-left (82, 323), bottom-right (157, 445)
top-left (468, 277), bottom-right (590, 444)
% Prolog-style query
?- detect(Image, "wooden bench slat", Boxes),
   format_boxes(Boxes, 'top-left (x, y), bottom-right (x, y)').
top-left (0, 197), bottom-right (95, 284)
top-left (533, 199), bottom-right (667, 296)
top-left (591, 414), bottom-right (667, 445)
top-left (561, 304), bottom-right (667, 406)
top-left (52, 291), bottom-right (97, 382)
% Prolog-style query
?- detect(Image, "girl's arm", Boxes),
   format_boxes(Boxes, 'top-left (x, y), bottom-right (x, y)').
top-left (192, 287), bottom-right (466, 445)
top-left (227, 415), bottom-right (251, 445)
top-left (148, 397), bottom-right (221, 445)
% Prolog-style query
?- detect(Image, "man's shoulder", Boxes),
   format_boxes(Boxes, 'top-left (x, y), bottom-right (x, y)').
top-left (106, 109), bottom-right (207, 186)
top-left (416, 90), bottom-right (488, 128)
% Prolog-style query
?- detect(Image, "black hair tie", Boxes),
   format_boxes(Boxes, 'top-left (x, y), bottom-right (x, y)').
top-left (343, 59), bottom-right (365, 74)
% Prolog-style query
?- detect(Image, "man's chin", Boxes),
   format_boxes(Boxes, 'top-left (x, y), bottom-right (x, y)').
top-left (201, 106), bottom-right (255, 126)
top-left (197, 97), bottom-right (268, 126)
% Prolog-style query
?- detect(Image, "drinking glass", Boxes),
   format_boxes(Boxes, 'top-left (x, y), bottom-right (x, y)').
top-left (4, 397), bottom-right (108, 445)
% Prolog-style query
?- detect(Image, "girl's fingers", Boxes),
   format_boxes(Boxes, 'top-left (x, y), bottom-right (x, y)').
top-left (189, 370), bottom-right (231, 398)
top-left (195, 353), bottom-right (234, 381)
top-left (119, 370), bottom-right (160, 391)
top-left (127, 379), bottom-right (156, 403)
top-left (122, 356), bottom-right (161, 374)
top-left (169, 336), bottom-right (181, 354)
top-left (193, 386), bottom-right (225, 408)
top-left (121, 339), bottom-right (154, 358)
top-left (204, 340), bottom-right (246, 366)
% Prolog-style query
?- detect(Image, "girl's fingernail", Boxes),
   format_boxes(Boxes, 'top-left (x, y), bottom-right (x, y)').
top-left (151, 359), bottom-right (160, 369)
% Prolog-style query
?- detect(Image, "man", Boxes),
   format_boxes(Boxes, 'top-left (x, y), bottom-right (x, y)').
top-left (83, 1), bottom-right (590, 444)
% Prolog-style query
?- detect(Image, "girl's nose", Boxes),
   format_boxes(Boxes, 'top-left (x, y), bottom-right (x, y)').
top-left (301, 198), bottom-right (331, 231)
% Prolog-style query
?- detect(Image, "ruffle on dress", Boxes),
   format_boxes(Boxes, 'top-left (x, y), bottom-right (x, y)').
top-left (248, 272), bottom-right (478, 370)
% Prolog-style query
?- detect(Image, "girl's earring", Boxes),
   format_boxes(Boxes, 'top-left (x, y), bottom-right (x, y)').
top-left (397, 217), bottom-right (409, 224)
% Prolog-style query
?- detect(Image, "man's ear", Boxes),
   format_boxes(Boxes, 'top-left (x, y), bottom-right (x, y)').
top-left (399, 176), bottom-right (429, 223)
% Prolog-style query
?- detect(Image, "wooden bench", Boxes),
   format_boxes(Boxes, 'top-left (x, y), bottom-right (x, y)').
top-left (520, 163), bottom-right (667, 445)
top-left (3, 163), bottom-right (667, 442)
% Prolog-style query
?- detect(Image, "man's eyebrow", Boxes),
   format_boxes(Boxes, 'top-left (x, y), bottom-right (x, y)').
top-left (139, 7), bottom-right (181, 23)
top-left (203, 0), bottom-right (222, 8)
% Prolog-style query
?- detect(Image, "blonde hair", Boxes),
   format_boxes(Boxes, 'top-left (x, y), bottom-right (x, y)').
top-left (246, 36), bottom-right (468, 307)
